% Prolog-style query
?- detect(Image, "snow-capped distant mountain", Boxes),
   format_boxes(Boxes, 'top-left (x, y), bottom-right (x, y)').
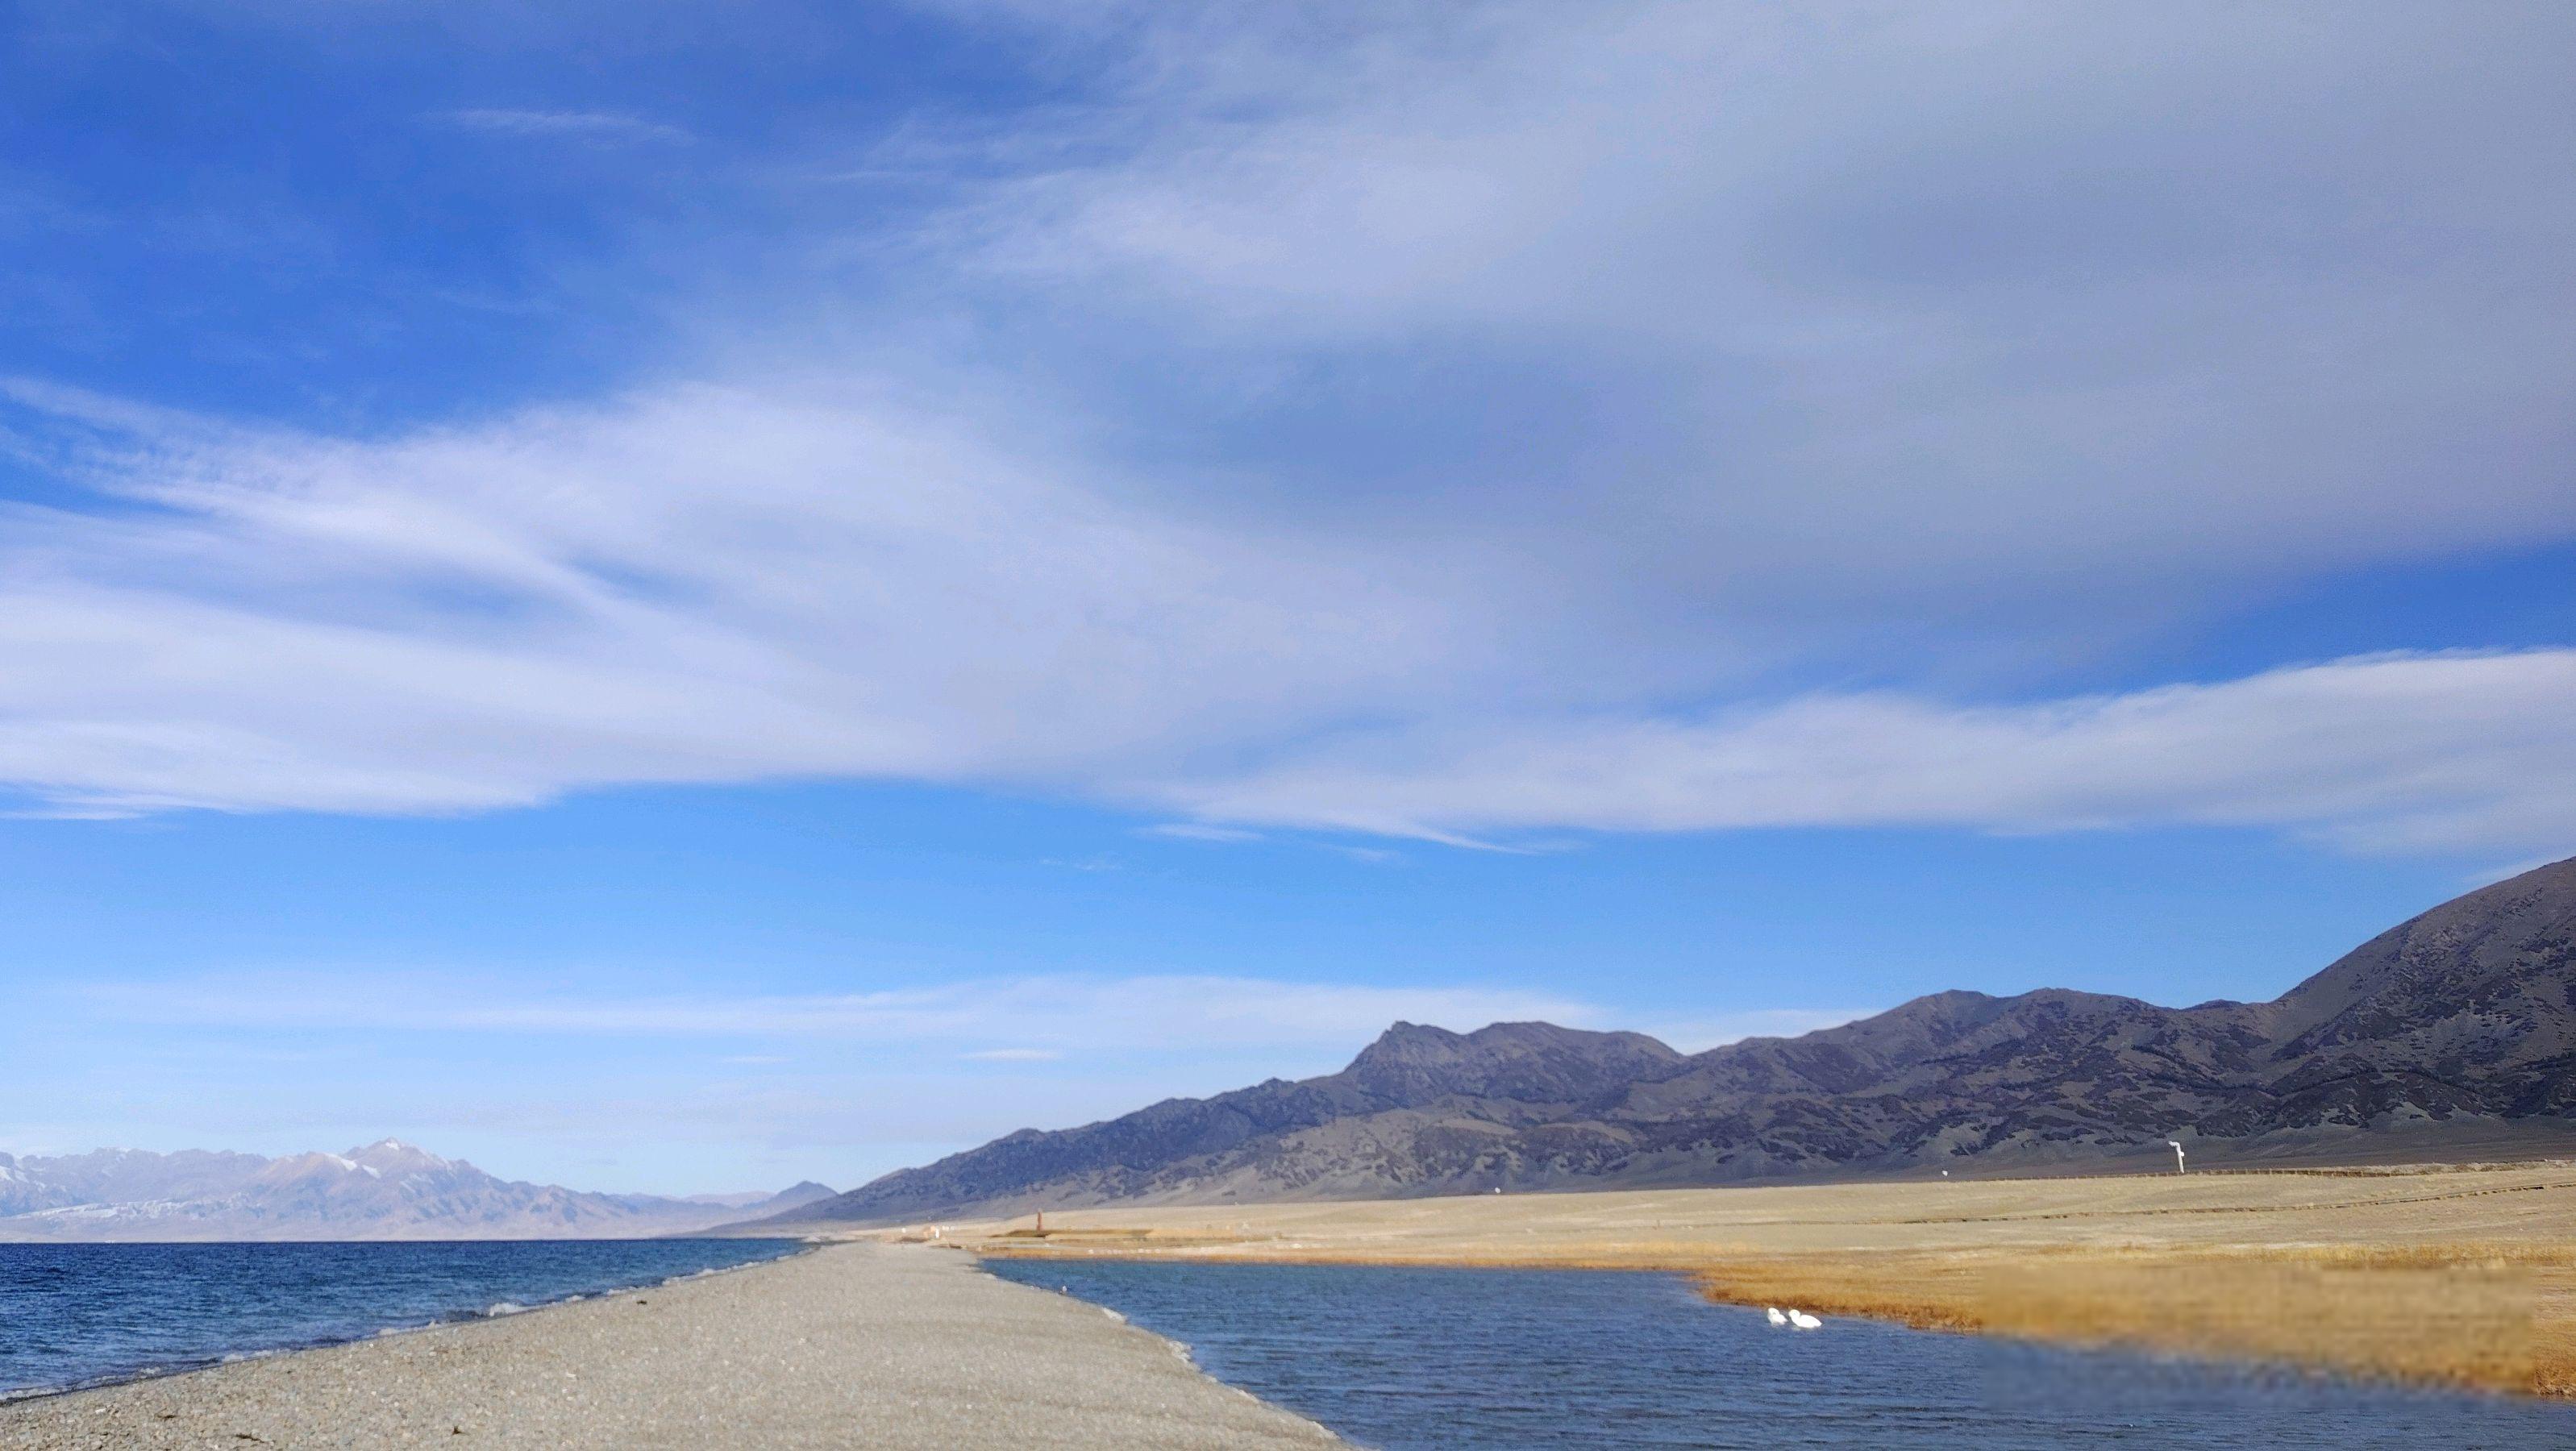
top-left (0, 1147), bottom-right (274, 1216)
top-left (0, 1140), bottom-right (832, 1241)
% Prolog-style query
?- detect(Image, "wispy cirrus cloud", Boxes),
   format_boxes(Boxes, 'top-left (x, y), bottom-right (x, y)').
top-left (432, 108), bottom-right (691, 144)
top-left (1136, 822), bottom-right (1264, 844)
top-left (21, 970), bottom-right (1647, 1184)
top-left (75, 971), bottom-right (1610, 1055)
top-left (0, 379), bottom-right (2571, 859)
top-left (1154, 650), bottom-right (2576, 858)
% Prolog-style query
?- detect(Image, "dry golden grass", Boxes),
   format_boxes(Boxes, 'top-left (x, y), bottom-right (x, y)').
top-left (1692, 1242), bottom-right (2575, 1397)
top-left (871, 1162), bottom-right (2576, 1399)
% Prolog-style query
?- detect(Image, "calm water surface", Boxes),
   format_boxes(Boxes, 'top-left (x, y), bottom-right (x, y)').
top-left (0, 1238), bottom-right (798, 1400)
top-left (988, 1261), bottom-right (2573, 1449)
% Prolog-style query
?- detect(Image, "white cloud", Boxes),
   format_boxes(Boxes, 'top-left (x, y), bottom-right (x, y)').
top-left (0, 378), bottom-right (1490, 816)
top-left (1136, 822), bottom-right (1263, 844)
top-left (434, 109), bottom-right (691, 144)
top-left (0, 377), bottom-right (2570, 858)
top-left (77, 971), bottom-right (1609, 1054)
top-left (19, 971), bottom-right (1877, 1185)
top-left (955, 0), bottom-right (2576, 616)
top-left (1327, 844), bottom-right (1403, 866)
top-left (1159, 650), bottom-right (2576, 857)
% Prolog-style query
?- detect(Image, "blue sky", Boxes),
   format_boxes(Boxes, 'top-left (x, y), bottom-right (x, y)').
top-left (2, 1), bottom-right (2570, 1195)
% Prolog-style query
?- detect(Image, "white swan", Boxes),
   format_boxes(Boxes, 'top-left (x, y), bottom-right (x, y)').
top-left (1787, 1310), bottom-right (1822, 1330)
top-left (1765, 1307), bottom-right (1787, 1326)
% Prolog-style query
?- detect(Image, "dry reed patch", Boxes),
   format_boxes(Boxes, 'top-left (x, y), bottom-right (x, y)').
top-left (1696, 1244), bottom-right (2576, 1398)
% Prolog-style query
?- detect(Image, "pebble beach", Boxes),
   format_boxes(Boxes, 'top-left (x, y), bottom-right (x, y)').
top-left (0, 1243), bottom-right (1339, 1449)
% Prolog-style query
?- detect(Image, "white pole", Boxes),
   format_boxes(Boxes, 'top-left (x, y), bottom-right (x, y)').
top-left (2166, 1138), bottom-right (2187, 1174)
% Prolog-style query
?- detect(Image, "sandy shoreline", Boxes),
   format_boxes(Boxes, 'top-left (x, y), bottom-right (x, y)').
top-left (927, 1162), bottom-right (2576, 1399)
top-left (0, 1242), bottom-right (1338, 1449)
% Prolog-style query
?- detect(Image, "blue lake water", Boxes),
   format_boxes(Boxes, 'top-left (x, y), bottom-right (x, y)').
top-left (0, 1238), bottom-right (799, 1400)
top-left (986, 1260), bottom-right (2574, 1449)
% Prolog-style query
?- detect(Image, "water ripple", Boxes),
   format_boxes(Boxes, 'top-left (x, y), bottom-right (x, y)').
top-left (989, 1261), bottom-right (2574, 1449)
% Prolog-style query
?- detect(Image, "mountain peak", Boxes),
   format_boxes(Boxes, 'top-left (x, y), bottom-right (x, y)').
top-left (347, 1138), bottom-right (453, 1171)
top-left (1341, 1018), bottom-right (1686, 1106)
top-left (1348, 1020), bottom-right (1460, 1058)
top-left (1363, 1019), bottom-right (1449, 1045)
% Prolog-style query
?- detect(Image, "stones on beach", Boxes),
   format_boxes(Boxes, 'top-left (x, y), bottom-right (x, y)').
top-left (0, 1245), bottom-right (1342, 1450)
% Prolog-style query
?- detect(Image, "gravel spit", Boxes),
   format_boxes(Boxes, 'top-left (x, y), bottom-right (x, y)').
top-left (0, 1242), bottom-right (1341, 1449)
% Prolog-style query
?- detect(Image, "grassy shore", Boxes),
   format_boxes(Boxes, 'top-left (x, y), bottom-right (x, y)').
top-left (915, 1161), bottom-right (2576, 1399)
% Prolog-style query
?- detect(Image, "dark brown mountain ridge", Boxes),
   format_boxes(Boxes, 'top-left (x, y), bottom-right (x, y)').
top-left (759, 855), bottom-right (2576, 1228)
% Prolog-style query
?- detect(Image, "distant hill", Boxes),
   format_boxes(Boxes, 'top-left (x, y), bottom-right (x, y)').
top-left (755, 855), bottom-right (2576, 1228)
top-left (0, 1139), bottom-right (832, 1241)
top-left (680, 1181), bottom-right (839, 1213)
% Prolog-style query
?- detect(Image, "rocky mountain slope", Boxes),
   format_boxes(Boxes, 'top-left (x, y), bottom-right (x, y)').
top-left (0, 1139), bottom-right (832, 1241)
top-left (762, 855), bottom-right (2576, 1227)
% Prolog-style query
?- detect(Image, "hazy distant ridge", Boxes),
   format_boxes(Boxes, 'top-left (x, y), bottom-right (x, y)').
top-left (760, 856), bottom-right (2576, 1226)
top-left (0, 1140), bottom-right (832, 1241)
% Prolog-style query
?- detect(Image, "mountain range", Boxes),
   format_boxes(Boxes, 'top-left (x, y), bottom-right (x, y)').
top-left (756, 854), bottom-right (2576, 1228)
top-left (0, 1138), bottom-right (834, 1241)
